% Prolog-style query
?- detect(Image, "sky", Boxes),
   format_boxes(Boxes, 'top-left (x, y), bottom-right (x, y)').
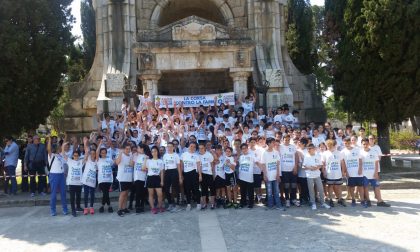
top-left (70, 0), bottom-right (325, 39)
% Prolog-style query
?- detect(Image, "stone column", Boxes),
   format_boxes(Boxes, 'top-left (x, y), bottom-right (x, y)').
top-left (230, 68), bottom-right (253, 100)
top-left (139, 70), bottom-right (161, 101)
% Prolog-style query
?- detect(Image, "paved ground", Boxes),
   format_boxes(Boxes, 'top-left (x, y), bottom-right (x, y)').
top-left (0, 189), bottom-right (419, 252)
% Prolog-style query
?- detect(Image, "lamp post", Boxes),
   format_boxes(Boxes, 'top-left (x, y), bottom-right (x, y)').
top-left (122, 77), bottom-right (137, 111)
top-left (254, 79), bottom-right (271, 114)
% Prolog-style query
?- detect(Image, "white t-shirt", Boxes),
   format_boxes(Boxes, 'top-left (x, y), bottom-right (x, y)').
top-left (341, 147), bottom-right (362, 177)
top-left (117, 153), bottom-right (133, 182)
top-left (181, 152), bottom-right (200, 173)
top-left (238, 153), bottom-right (254, 183)
top-left (223, 156), bottom-right (236, 174)
top-left (97, 158), bottom-right (114, 184)
top-left (297, 149), bottom-right (307, 178)
top-left (311, 136), bottom-right (324, 148)
top-left (253, 147), bottom-right (266, 174)
top-left (214, 155), bottom-right (225, 179)
top-left (273, 114), bottom-right (283, 123)
top-left (279, 144), bottom-right (296, 172)
top-left (302, 153), bottom-right (322, 178)
top-left (370, 145), bottom-right (382, 172)
top-left (66, 159), bottom-right (83, 186)
top-left (146, 159), bottom-right (164, 176)
top-left (163, 153), bottom-right (180, 170)
top-left (242, 101), bottom-right (254, 115)
top-left (81, 159), bottom-right (97, 188)
top-left (48, 154), bottom-right (64, 174)
top-left (360, 148), bottom-right (379, 179)
top-left (134, 154), bottom-right (147, 181)
top-left (322, 150), bottom-right (342, 180)
top-left (262, 150), bottom-right (280, 181)
top-left (199, 152), bottom-right (214, 175)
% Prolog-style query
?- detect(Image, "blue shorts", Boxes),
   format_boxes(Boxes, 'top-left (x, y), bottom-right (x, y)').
top-left (363, 177), bottom-right (380, 188)
top-left (348, 177), bottom-right (364, 187)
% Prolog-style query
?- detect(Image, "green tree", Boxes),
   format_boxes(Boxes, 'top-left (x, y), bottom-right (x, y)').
top-left (286, 0), bottom-right (316, 74)
top-left (0, 0), bottom-right (74, 137)
top-left (327, 0), bottom-right (420, 167)
top-left (81, 0), bottom-right (96, 71)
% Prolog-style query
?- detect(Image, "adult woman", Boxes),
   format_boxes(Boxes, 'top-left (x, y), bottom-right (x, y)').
top-left (133, 144), bottom-right (150, 213)
top-left (47, 136), bottom-right (68, 216)
top-left (115, 143), bottom-right (134, 217)
top-left (144, 146), bottom-right (165, 214)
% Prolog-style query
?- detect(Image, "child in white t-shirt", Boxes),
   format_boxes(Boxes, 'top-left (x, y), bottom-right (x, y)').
top-left (302, 144), bottom-right (331, 210)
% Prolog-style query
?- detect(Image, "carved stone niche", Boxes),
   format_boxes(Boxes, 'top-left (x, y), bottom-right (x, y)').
top-left (172, 23), bottom-right (216, 41)
top-left (139, 53), bottom-right (155, 70)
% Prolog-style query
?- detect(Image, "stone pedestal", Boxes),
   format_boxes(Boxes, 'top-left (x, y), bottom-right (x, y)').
top-left (230, 68), bottom-right (252, 100)
top-left (140, 70), bottom-right (161, 101)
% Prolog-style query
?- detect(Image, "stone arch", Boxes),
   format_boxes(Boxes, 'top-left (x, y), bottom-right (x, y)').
top-left (150, 0), bottom-right (235, 28)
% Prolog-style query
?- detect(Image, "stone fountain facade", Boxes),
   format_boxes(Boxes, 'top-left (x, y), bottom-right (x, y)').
top-left (64, 0), bottom-right (325, 133)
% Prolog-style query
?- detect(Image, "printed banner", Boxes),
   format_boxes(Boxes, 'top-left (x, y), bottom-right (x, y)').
top-left (154, 92), bottom-right (235, 108)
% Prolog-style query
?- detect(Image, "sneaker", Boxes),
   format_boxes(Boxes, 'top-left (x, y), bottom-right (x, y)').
top-left (123, 208), bottom-right (130, 214)
top-left (40, 192), bottom-right (47, 196)
top-left (338, 199), bottom-right (347, 207)
top-left (275, 206), bottom-right (286, 211)
top-left (286, 200), bottom-right (291, 208)
top-left (51, 212), bottom-right (57, 216)
top-left (171, 205), bottom-right (182, 213)
top-left (186, 204), bottom-right (191, 211)
top-left (321, 203), bottom-right (331, 209)
top-left (83, 208), bottom-right (89, 215)
top-left (233, 203), bottom-right (239, 209)
top-left (99, 206), bottom-right (105, 213)
top-left (76, 207), bottom-right (84, 212)
top-left (329, 199), bottom-right (335, 207)
top-left (201, 204), bottom-right (207, 210)
top-left (247, 205), bottom-right (253, 209)
top-left (377, 201), bottom-right (391, 207)
top-left (30, 193), bottom-right (35, 197)
top-left (90, 208), bottom-right (95, 215)
top-left (167, 205), bottom-right (174, 212)
top-left (224, 202), bottom-right (232, 209)
top-left (108, 206), bottom-right (114, 213)
top-left (196, 204), bottom-right (201, 210)
top-left (311, 204), bottom-right (317, 210)
top-left (117, 210), bottom-right (124, 217)
top-left (351, 199), bottom-right (356, 207)
top-left (71, 210), bottom-right (77, 217)
top-left (361, 201), bottom-right (368, 208)
top-left (63, 211), bottom-right (69, 215)
top-left (159, 207), bottom-right (165, 213)
top-left (210, 204), bottom-right (215, 210)
top-left (151, 208), bottom-right (158, 214)
top-left (136, 207), bottom-right (142, 214)
top-left (292, 200), bottom-right (301, 207)
top-left (128, 205), bottom-right (133, 211)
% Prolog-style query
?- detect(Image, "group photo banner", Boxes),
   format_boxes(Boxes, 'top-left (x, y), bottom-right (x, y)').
top-left (155, 92), bottom-right (235, 108)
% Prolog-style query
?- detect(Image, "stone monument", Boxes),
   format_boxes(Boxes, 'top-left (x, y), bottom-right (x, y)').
top-left (64, 0), bottom-right (325, 133)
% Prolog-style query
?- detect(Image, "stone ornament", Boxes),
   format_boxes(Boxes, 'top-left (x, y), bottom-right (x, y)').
top-left (172, 22), bottom-right (216, 41)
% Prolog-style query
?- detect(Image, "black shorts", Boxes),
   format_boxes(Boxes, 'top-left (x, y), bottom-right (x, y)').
top-left (119, 182), bottom-right (132, 192)
top-left (253, 173), bottom-right (262, 188)
top-left (214, 176), bottom-right (226, 189)
top-left (282, 171), bottom-right (297, 184)
top-left (225, 173), bottom-right (237, 187)
top-left (146, 175), bottom-right (161, 188)
top-left (326, 178), bottom-right (343, 185)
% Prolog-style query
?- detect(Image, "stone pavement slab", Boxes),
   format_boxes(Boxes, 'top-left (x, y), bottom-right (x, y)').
top-left (0, 189), bottom-right (419, 252)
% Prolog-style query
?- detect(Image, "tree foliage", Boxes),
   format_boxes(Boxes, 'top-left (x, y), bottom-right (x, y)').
top-left (325, 0), bottom-right (420, 164)
top-left (81, 0), bottom-right (96, 71)
top-left (286, 0), bottom-right (316, 74)
top-left (0, 0), bottom-right (74, 138)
